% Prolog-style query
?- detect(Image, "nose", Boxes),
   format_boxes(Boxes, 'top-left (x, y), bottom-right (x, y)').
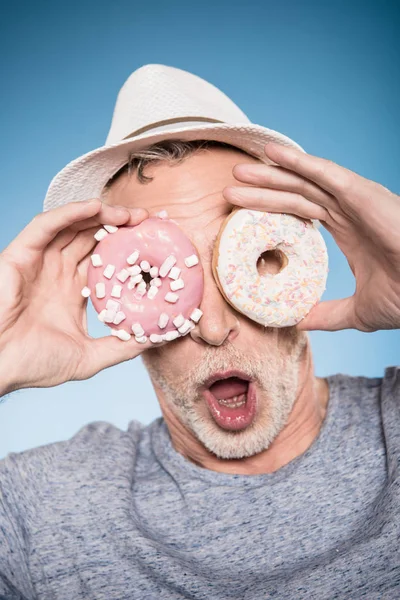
top-left (190, 276), bottom-right (240, 346)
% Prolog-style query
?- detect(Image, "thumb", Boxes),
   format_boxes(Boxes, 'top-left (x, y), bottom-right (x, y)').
top-left (80, 333), bottom-right (151, 379)
top-left (296, 296), bottom-right (355, 331)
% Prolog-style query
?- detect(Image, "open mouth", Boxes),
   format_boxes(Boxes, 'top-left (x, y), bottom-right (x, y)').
top-left (202, 371), bottom-right (257, 431)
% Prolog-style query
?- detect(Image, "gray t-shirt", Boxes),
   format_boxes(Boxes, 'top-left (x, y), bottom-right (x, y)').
top-left (1, 367), bottom-right (399, 599)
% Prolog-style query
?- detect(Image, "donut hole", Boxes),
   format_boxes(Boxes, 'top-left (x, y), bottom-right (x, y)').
top-left (142, 271), bottom-right (153, 288)
top-left (257, 249), bottom-right (288, 276)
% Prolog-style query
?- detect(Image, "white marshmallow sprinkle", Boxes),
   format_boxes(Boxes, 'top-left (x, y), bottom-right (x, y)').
top-left (81, 286), bottom-right (91, 298)
top-left (113, 311), bottom-right (126, 325)
top-left (90, 254), bottom-right (103, 267)
top-left (104, 309), bottom-right (117, 323)
top-left (159, 255), bottom-right (177, 278)
top-left (128, 274), bottom-right (143, 289)
top-left (95, 282), bottom-right (106, 299)
top-left (106, 299), bottom-right (120, 311)
top-left (97, 309), bottom-right (107, 322)
top-left (111, 329), bottom-right (131, 341)
top-left (165, 330), bottom-right (181, 341)
top-left (164, 292), bottom-right (179, 303)
top-left (127, 280), bottom-right (135, 290)
top-left (111, 284), bottom-right (122, 298)
top-left (170, 278), bottom-right (184, 291)
top-left (103, 264), bottom-right (116, 279)
top-left (150, 333), bottom-right (163, 343)
top-left (150, 277), bottom-right (162, 287)
top-left (147, 286), bottom-right (159, 300)
top-left (130, 273), bottom-right (143, 285)
top-left (140, 260), bottom-right (151, 272)
top-left (149, 266), bottom-right (159, 278)
top-left (172, 314), bottom-right (185, 328)
top-left (103, 224), bottom-right (118, 233)
top-left (168, 266), bottom-right (181, 280)
top-left (136, 281), bottom-right (147, 297)
top-left (94, 228), bottom-right (108, 241)
top-left (135, 335), bottom-right (148, 344)
top-left (127, 265), bottom-right (141, 276)
top-left (190, 308), bottom-right (203, 323)
top-left (158, 313), bottom-right (169, 329)
top-left (116, 269), bottom-right (130, 283)
top-left (131, 323), bottom-right (145, 337)
top-left (184, 254), bottom-right (199, 267)
top-left (127, 250), bottom-right (140, 265)
top-left (178, 319), bottom-right (193, 335)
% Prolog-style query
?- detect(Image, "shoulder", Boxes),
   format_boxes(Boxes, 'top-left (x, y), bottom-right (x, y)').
top-left (325, 370), bottom-right (382, 406)
top-left (327, 367), bottom-right (400, 436)
top-left (379, 366), bottom-right (400, 421)
top-left (381, 365), bottom-right (400, 394)
top-left (327, 366), bottom-right (400, 396)
top-left (0, 419), bottom-right (145, 500)
top-left (324, 367), bottom-right (400, 421)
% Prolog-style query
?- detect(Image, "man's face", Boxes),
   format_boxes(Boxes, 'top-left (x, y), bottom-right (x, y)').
top-left (105, 147), bottom-right (308, 460)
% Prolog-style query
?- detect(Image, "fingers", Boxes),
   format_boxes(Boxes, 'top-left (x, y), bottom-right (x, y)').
top-left (231, 163), bottom-right (338, 212)
top-left (223, 185), bottom-right (330, 222)
top-left (76, 254), bottom-right (92, 282)
top-left (68, 204), bottom-right (148, 234)
top-left (6, 200), bottom-right (103, 256)
top-left (61, 227), bottom-right (98, 265)
top-left (296, 297), bottom-right (356, 331)
top-left (48, 203), bottom-right (149, 252)
top-left (82, 333), bottom-right (152, 378)
top-left (62, 205), bottom-right (150, 273)
top-left (262, 143), bottom-right (356, 198)
top-left (6, 199), bottom-right (148, 259)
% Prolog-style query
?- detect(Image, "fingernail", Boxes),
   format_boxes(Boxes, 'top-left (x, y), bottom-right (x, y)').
top-left (224, 186), bottom-right (240, 197)
top-left (264, 142), bottom-right (279, 153)
top-left (232, 165), bottom-right (244, 178)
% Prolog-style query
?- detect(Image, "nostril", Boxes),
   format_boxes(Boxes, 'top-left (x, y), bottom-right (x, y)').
top-left (257, 249), bottom-right (288, 276)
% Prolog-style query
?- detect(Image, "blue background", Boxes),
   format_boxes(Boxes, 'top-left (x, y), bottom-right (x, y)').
top-left (0, 0), bottom-right (399, 458)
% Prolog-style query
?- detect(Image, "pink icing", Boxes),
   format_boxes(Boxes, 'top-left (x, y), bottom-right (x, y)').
top-left (87, 218), bottom-right (204, 336)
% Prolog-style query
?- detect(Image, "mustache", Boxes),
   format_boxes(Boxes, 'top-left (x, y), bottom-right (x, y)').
top-left (173, 342), bottom-right (264, 390)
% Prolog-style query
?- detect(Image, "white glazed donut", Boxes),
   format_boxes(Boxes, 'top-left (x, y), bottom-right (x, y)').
top-left (212, 209), bottom-right (328, 327)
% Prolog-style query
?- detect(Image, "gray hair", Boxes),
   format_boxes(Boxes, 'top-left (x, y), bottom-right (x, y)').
top-left (103, 139), bottom-right (252, 192)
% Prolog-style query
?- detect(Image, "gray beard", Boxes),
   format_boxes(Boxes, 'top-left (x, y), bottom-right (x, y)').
top-left (142, 331), bottom-right (308, 460)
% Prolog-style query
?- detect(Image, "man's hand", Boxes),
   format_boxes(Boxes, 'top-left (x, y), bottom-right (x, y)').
top-left (0, 199), bottom-right (151, 395)
top-left (223, 142), bottom-right (400, 332)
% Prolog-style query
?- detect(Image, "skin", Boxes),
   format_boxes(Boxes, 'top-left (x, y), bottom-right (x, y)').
top-left (0, 202), bottom-right (150, 393)
top-left (104, 147), bottom-right (330, 475)
top-left (225, 143), bottom-right (400, 332)
top-left (1, 142), bottom-right (396, 473)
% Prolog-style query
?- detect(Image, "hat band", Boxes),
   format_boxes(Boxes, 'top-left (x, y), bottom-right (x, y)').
top-left (123, 116), bottom-right (225, 139)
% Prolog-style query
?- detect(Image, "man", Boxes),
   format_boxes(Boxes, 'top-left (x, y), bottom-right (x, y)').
top-left (0, 64), bottom-right (399, 599)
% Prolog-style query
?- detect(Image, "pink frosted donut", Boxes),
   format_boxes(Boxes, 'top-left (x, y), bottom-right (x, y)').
top-left (85, 217), bottom-right (204, 342)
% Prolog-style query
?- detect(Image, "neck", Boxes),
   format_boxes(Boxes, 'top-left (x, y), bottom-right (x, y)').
top-left (155, 348), bottom-right (329, 476)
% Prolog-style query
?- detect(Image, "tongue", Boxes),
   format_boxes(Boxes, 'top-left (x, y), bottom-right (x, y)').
top-left (209, 377), bottom-right (249, 400)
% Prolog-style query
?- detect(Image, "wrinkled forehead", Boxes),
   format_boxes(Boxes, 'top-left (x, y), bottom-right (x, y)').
top-left (103, 148), bottom-right (260, 258)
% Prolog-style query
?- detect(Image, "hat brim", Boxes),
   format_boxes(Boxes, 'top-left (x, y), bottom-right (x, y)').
top-left (43, 122), bottom-right (305, 212)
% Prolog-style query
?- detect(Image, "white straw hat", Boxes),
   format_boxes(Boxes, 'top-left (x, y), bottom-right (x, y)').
top-left (43, 64), bottom-right (305, 212)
